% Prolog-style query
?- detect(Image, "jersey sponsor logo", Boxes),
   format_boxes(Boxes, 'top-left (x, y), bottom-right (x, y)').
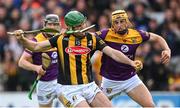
top-left (51, 51), bottom-right (58, 59)
top-left (121, 45), bottom-right (129, 53)
top-left (52, 59), bottom-right (58, 63)
top-left (65, 46), bottom-right (91, 55)
top-left (127, 54), bottom-right (134, 59)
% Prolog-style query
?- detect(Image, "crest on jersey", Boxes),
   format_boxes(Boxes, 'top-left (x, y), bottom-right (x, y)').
top-left (88, 40), bottom-right (92, 46)
top-left (72, 95), bottom-right (77, 101)
top-left (65, 46), bottom-right (91, 55)
top-left (121, 45), bottom-right (129, 53)
top-left (96, 31), bottom-right (102, 36)
top-left (75, 40), bottom-right (81, 46)
top-left (106, 88), bottom-right (112, 94)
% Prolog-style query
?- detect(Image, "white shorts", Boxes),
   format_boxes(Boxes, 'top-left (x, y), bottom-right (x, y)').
top-left (36, 79), bottom-right (60, 105)
top-left (101, 75), bottom-right (142, 99)
top-left (56, 82), bottom-right (101, 107)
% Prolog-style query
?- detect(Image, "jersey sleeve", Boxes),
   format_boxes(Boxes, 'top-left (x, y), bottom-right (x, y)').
top-left (95, 36), bottom-right (107, 51)
top-left (49, 35), bottom-right (59, 48)
top-left (138, 30), bottom-right (150, 42)
top-left (95, 28), bottom-right (109, 40)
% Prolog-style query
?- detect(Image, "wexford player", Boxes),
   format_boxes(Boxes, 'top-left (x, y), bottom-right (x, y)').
top-left (95, 10), bottom-right (171, 107)
top-left (18, 14), bottom-right (63, 107)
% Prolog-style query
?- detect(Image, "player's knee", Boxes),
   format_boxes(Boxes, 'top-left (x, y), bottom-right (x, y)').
top-left (142, 101), bottom-right (155, 107)
top-left (105, 101), bottom-right (113, 107)
top-left (149, 102), bottom-right (155, 107)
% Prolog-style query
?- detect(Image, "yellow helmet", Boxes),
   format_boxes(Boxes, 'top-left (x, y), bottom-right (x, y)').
top-left (112, 10), bottom-right (129, 23)
top-left (111, 10), bottom-right (133, 29)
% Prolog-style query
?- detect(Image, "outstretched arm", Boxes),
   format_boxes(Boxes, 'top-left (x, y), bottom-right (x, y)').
top-left (148, 32), bottom-right (171, 64)
top-left (18, 51), bottom-right (45, 75)
top-left (102, 46), bottom-right (142, 70)
top-left (14, 30), bottom-right (52, 52)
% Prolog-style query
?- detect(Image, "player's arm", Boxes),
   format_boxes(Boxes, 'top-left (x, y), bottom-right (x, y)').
top-left (18, 51), bottom-right (45, 75)
top-left (95, 36), bottom-right (142, 70)
top-left (102, 46), bottom-right (141, 68)
top-left (148, 32), bottom-right (171, 64)
top-left (14, 30), bottom-right (52, 52)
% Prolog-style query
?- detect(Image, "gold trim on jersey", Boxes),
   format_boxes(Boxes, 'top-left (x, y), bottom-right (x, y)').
top-left (69, 36), bottom-right (78, 84)
top-left (35, 33), bottom-right (57, 52)
top-left (81, 37), bottom-right (88, 84)
top-left (92, 35), bottom-right (96, 50)
top-left (57, 35), bottom-right (65, 72)
top-left (105, 29), bottom-right (143, 44)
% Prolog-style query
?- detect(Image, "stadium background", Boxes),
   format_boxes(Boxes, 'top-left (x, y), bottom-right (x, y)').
top-left (0, 0), bottom-right (180, 107)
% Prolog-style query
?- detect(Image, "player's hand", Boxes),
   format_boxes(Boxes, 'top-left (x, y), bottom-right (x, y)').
top-left (14, 29), bottom-right (24, 40)
top-left (161, 49), bottom-right (171, 64)
top-left (133, 60), bottom-right (143, 72)
top-left (35, 65), bottom-right (46, 76)
top-left (60, 28), bottom-right (67, 34)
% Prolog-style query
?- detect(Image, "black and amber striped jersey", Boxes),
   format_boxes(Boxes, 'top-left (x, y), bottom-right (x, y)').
top-left (49, 33), bottom-right (107, 85)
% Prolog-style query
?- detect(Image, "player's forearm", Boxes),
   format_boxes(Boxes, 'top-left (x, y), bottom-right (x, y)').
top-left (19, 37), bottom-right (50, 52)
top-left (18, 58), bottom-right (39, 72)
top-left (150, 33), bottom-right (171, 52)
top-left (19, 37), bottom-right (39, 52)
top-left (103, 46), bottom-right (134, 66)
top-left (158, 36), bottom-right (171, 52)
top-left (112, 49), bottom-right (134, 66)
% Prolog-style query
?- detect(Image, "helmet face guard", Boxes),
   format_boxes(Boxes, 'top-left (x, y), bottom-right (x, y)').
top-left (111, 10), bottom-right (131, 34)
top-left (43, 14), bottom-right (60, 37)
top-left (44, 14), bottom-right (59, 24)
top-left (64, 11), bottom-right (86, 30)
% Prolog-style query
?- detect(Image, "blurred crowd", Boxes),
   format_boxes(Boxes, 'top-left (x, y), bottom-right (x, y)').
top-left (0, 0), bottom-right (179, 92)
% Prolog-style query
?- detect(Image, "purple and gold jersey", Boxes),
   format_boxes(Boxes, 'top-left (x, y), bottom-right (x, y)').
top-left (95, 28), bottom-right (150, 81)
top-left (25, 33), bottom-right (58, 81)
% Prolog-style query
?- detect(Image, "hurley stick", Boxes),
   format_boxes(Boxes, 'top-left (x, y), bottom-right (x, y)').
top-left (65, 24), bottom-right (95, 34)
top-left (7, 28), bottom-right (59, 35)
top-left (28, 53), bottom-right (51, 100)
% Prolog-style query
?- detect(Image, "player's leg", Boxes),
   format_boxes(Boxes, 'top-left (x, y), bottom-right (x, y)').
top-left (36, 80), bottom-right (57, 107)
top-left (83, 82), bottom-right (112, 107)
top-left (90, 92), bottom-right (112, 107)
top-left (101, 77), bottom-right (124, 100)
top-left (75, 100), bottom-right (90, 107)
top-left (39, 102), bottom-right (53, 108)
top-left (56, 84), bottom-right (91, 107)
top-left (125, 75), bottom-right (155, 107)
top-left (127, 83), bottom-right (155, 107)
